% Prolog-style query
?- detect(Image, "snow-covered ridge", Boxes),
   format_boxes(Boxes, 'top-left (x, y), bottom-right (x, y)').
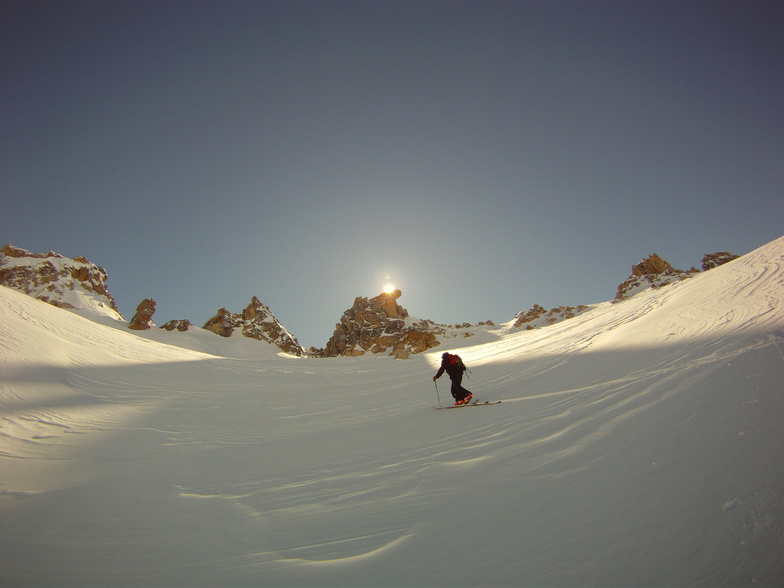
top-left (0, 243), bottom-right (123, 322)
top-left (0, 241), bottom-right (755, 358)
top-left (501, 303), bottom-right (594, 333)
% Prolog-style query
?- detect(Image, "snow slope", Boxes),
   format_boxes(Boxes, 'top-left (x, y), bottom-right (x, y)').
top-left (1, 236), bottom-right (783, 587)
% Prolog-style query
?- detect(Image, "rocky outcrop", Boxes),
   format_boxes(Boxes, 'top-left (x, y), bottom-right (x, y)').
top-left (128, 298), bottom-right (156, 330)
top-left (702, 251), bottom-right (739, 271)
top-left (512, 304), bottom-right (547, 327)
top-left (203, 308), bottom-right (237, 337)
top-left (239, 297), bottom-right (304, 355)
top-left (388, 322), bottom-right (443, 359)
top-left (509, 304), bottom-right (590, 330)
top-left (0, 243), bottom-right (123, 320)
top-left (632, 253), bottom-right (672, 276)
top-left (160, 319), bottom-right (191, 332)
top-left (323, 289), bottom-right (444, 359)
top-left (202, 297), bottom-right (305, 356)
top-left (614, 254), bottom-right (696, 301)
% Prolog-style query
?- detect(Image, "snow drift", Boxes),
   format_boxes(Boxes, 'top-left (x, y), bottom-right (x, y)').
top-left (1, 236), bottom-right (783, 586)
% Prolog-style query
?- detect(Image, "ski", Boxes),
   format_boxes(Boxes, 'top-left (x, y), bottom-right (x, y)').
top-left (434, 400), bottom-right (501, 410)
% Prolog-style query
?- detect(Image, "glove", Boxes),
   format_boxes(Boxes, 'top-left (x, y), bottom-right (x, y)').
top-left (432, 376), bottom-right (437, 381)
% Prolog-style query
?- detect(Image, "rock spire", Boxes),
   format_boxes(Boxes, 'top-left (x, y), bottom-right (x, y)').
top-left (203, 296), bottom-right (305, 356)
top-left (128, 298), bottom-right (156, 330)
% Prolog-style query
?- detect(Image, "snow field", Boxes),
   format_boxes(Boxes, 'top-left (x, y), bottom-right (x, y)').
top-left (1, 236), bottom-right (783, 586)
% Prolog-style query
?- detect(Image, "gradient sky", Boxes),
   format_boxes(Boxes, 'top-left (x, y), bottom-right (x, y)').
top-left (2, 0), bottom-right (782, 349)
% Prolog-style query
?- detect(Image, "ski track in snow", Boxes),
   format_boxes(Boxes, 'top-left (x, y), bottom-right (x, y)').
top-left (1, 237), bottom-right (783, 586)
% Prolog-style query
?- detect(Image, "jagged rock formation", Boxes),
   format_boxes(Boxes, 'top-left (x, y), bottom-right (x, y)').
top-left (128, 298), bottom-right (156, 330)
top-left (0, 243), bottom-right (123, 320)
top-left (203, 308), bottom-right (236, 337)
top-left (324, 289), bottom-right (445, 359)
top-left (202, 296), bottom-right (305, 356)
top-left (160, 319), bottom-right (191, 332)
top-left (509, 303), bottom-right (590, 330)
top-left (702, 251), bottom-right (739, 271)
top-left (442, 320), bottom-right (495, 330)
top-left (614, 253), bottom-right (697, 301)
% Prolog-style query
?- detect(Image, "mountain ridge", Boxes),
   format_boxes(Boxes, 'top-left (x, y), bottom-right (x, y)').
top-left (1, 241), bottom-right (748, 357)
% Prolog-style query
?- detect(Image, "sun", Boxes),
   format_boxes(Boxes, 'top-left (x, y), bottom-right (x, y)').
top-left (383, 283), bottom-right (395, 294)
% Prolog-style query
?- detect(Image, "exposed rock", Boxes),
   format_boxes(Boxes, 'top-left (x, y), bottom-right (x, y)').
top-left (128, 298), bottom-right (156, 330)
top-left (508, 304), bottom-right (590, 331)
top-left (0, 244), bottom-right (123, 321)
top-left (372, 289), bottom-right (406, 318)
top-left (0, 244), bottom-right (58, 259)
top-left (160, 319), bottom-right (191, 332)
top-left (389, 324), bottom-right (442, 359)
top-left (324, 290), bottom-right (444, 358)
top-left (202, 297), bottom-right (305, 356)
top-left (203, 308), bottom-right (240, 338)
top-left (308, 346), bottom-right (326, 357)
top-left (240, 296), bottom-right (305, 355)
top-left (631, 253), bottom-right (672, 277)
top-left (512, 304), bottom-right (547, 328)
top-left (615, 253), bottom-right (697, 301)
top-left (702, 251), bottom-right (739, 271)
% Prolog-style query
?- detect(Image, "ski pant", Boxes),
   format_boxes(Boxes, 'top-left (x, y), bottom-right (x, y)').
top-left (449, 373), bottom-right (471, 401)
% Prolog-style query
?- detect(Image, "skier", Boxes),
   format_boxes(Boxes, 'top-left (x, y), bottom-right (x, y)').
top-left (433, 352), bottom-right (473, 406)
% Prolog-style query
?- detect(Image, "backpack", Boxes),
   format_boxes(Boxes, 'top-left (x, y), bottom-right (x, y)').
top-left (448, 353), bottom-right (467, 373)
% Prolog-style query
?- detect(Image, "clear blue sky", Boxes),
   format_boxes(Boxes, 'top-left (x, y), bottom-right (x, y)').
top-left (2, 0), bottom-right (782, 349)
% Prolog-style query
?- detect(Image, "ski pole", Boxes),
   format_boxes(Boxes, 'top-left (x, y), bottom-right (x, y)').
top-left (434, 379), bottom-right (442, 408)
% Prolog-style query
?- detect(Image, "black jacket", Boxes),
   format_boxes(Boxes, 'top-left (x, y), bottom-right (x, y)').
top-left (435, 354), bottom-right (463, 380)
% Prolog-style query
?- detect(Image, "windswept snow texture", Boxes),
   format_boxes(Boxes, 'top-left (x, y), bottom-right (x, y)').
top-left (1, 237), bottom-right (783, 587)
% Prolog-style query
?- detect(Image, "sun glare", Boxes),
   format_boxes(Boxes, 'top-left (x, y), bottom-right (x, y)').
top-left (383, 283), bottom-right (395, 293)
